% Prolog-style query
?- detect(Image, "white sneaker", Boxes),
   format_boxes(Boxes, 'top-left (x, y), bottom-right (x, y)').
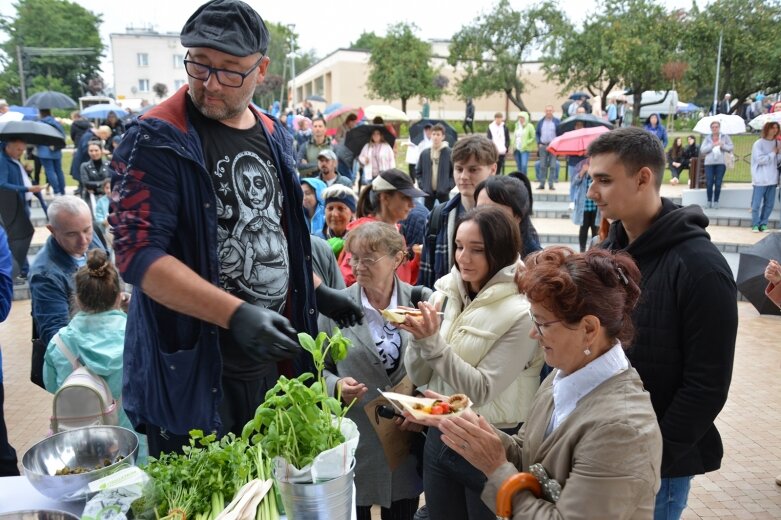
top-left (568, 202), bottom-right (575, 211)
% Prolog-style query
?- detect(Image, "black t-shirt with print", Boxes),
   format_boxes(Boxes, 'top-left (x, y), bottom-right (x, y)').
top-left (187, 96), bottom-right (290, 379)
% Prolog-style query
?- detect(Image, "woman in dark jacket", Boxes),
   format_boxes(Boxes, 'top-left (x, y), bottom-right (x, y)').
top-left (79, 141), bottom-right (110, 214)
top-left (667, 137), bottom-right (685, 185)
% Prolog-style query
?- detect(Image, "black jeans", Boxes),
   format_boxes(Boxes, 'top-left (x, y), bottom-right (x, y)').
top-left (422, 425), bottom-right (518, 520)
top-left (356, 497), bottom-right (419, 520)
top-left (0, 383), bottom-right (20, 477)
top-left (579, 210), bottom-right (598, 252)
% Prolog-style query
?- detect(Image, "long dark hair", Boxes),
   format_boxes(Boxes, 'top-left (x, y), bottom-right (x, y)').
top-left (670, 137), bottom-right (683, 160)
top-left (454, 206), bottom-right (520, 290)
top-left (474, 175), bottom-right (540, 258)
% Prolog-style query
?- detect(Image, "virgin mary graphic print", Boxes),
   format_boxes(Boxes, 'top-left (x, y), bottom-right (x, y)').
top-left (216, 151), bottom-right (289, 312)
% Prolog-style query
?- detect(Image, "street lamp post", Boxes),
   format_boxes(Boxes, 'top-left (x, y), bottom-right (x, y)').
top-left (287, 24), bottom-right (296, 110)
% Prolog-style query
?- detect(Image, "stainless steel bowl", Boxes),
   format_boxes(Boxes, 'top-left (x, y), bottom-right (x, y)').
top-left (0, 511), bottom-right (79, 520)
top-left (22, 426), bottom-right (139, 501)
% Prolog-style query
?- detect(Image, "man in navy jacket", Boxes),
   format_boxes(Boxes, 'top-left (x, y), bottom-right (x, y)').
top-left (110, 0), bottom-right (360, 456)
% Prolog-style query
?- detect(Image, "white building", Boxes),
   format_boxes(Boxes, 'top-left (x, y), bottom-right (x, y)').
top-left (110, 28), bottom-right (187, 109)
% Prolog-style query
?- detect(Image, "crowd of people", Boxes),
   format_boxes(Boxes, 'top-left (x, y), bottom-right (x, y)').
top-left (0, 1), bottom-right (779, 519)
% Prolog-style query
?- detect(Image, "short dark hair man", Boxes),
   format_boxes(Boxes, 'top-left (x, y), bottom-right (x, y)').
top-left (416, 124), bottom-right (454, 210)
top-left (297, 116), bottom-right (332, 176)
top-left (417, 134), bottom-right (496, 288)
top-left (588, 127), bottom-right (737, 520)
top-left (316, 149), bottom-right (352, 188)
top-left (110, 0), bottom-right (360, 457)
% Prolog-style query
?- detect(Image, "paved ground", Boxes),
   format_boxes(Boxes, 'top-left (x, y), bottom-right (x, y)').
top-left (4, 181), bottom-right (781, 517)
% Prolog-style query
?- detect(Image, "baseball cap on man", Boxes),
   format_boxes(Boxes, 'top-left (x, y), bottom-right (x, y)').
top-left (181, 0), bottom-right (269, 57)
top-left (371, 169), bottom-right (427, 198)
top-left (317, 149), bottom-right (338, 161)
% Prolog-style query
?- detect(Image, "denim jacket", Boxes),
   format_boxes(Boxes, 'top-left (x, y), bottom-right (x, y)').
top-left (109, 86), bottom-right (317, 435)
top-left (29, 235), bottom-right (105, 347)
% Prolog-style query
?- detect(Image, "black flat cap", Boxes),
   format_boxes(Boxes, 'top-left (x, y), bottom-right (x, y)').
top-left (180, 0), bottom-right (269, 57)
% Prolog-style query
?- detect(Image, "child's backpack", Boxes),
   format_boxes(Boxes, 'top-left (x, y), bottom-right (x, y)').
top-left (50, 334), bottom-right (120, 432)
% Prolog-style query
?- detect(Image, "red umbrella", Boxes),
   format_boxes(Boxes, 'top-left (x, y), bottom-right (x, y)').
top-left (325, 107), bottom-right (364, 129)
top-left (547, 126), bottom-right (610, 156)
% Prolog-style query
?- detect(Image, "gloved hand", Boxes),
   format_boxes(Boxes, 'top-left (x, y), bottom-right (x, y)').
top-left (315, 284), bottom-right (364, 328)
top-left (228, 303), bottom-right (301, 363)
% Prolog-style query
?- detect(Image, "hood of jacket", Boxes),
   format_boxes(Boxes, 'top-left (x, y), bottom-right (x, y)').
top-left (605, 198), bottom-right (710, 260)
top-left (517, 111), bottom-right (530, 126)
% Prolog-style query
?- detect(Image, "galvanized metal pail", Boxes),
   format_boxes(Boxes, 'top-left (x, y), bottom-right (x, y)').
top-left (277, 461), bottom-right (355, 520)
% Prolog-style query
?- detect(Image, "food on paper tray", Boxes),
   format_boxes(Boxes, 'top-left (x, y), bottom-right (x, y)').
top-left (379, 391), bottom-right (473, 420)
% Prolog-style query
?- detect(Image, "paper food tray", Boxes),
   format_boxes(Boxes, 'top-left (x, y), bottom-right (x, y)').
top-left (379, 391), bottom-right (472, 421)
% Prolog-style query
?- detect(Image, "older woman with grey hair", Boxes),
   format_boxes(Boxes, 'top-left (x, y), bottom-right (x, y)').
top-left (321, 221), bottom-right (430, 520)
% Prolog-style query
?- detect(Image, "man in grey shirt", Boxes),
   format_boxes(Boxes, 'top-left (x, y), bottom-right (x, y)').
top-left (535, 105), bottom-right (561, 190)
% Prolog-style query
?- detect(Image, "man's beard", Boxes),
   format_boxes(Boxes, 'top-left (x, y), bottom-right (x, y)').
top-left (190, 86), bottom-right (251, 122)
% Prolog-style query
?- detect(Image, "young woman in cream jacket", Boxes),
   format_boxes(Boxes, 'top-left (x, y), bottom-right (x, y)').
top-left (401, 206), bottom-right (543, 520)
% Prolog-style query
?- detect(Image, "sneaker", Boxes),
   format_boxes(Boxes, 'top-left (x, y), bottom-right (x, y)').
top-left (414, 505), bottom-right (429, 520)
top-left (760, 225), bottom-right (768, 232)
top-left (548, 184), bottom-right (555, 190)
top-left (14, 275), bottom-right (26, 286)
top-left (752, 226), bottom-right (760, 233)
top-left (706, 201), bottom-right (712, 209)
top-left (713, 202), bottom-right (719, 209)
top-left (670, 177), bottom-right (679, 185)
top-left (537, 184), bottom-right (545, 190)
top-left (568, 202), bottom-right (575, 211)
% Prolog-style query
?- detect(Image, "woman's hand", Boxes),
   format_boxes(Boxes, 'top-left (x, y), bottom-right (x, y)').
top-left (394, 416), bottom-right (425, 432)
top-left (766, 259), bottom-right (781, 285)
top-left (338, 377), bottom-right (368, 404)
top-left (396, 301), bottom-right (441, 340)
top-left (672, 161), bottom-right (681, 168)
top-left (439, 414), bottom-right (508, 477)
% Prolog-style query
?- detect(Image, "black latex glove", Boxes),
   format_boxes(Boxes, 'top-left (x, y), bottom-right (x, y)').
top-left (228, 303), bottom-right (301, 363)
top-left (315, 284), bottom-right (364, 328)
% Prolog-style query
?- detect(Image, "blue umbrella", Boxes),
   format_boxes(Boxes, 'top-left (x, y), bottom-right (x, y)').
top-left (81, 103), bottom-right (128, 120)
top-left (569, 92), bottom-right (591, 100)
top-left (8, 105), bottom-right (39, 120)
top-left (324, 102), bottom-right (343, 115)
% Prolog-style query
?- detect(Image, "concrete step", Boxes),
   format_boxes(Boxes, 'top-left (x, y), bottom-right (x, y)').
top-left (531, 201), bottom-right (780, 229)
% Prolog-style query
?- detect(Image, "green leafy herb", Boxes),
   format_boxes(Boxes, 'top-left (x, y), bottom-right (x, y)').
top-left (242, 328), bottom-right (353, 470)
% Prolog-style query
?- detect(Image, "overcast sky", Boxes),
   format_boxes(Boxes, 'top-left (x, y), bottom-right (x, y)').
top-left (1, 0), bottom-right (695, 87)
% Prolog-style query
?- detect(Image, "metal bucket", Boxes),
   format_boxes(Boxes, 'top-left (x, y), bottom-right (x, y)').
top-left (277, 461), bottom-right (355, 520)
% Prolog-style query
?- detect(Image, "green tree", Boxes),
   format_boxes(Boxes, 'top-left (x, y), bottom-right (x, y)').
top-left (447, 0), bottom-right (566, 112)
top-left (682, 0), bottom-right (781, 112)
top-left (546, 0), bottom-right (683, 123)
top-left (351, 31), bottom-right (383, 51)
top-left (366, 23), bottom-right (442, 112)
top-left (0, 0), bottom-right (104, 104)
top-left (261, 22), bottom-right (315, 110)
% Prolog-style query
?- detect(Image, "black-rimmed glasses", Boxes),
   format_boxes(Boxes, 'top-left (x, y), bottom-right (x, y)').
top-left (183, 54), bottom-right (263, 88)
top-left (528, 309), bottom-right (562, 337)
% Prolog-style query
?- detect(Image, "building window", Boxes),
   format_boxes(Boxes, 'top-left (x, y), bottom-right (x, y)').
top-left (174, 79), bottom-right (186, 90)
top-left (138, 79), bottom-right (150, 92)
top-left (173, 54), bottom-right (184, 68)
top-left (137, 53), bottom-right (149, 67)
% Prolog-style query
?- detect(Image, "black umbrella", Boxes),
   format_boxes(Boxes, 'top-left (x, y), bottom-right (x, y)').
top-left (344, 124), bottom-right (396, 158)
top-left (557, 114), bottom-right (614, 135)
top-left (24, 91), bottom-right (77, 110)
top-left (409, 119), bottom-right (458, 147)
top-left (569, 92), bottom-right (590, 100)
top-left (307, 95), bottom-right (327, 103)
top-left (737, 233), bottom-right (781, 315)
top-left (0, 120), bottom-right (66, 147)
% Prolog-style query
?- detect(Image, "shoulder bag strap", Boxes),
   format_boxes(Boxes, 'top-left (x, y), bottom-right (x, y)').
top-left (53, 334), bottom-right (83, 371)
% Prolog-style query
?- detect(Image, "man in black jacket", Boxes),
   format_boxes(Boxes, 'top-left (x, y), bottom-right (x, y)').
top-left (587, 127), bottom-right (737, 520)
